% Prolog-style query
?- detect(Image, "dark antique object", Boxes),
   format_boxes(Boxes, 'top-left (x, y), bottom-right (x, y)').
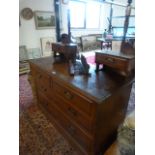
top-left (68, 55), bottom-right (90, 76)
top-left (95, 50), bottom-right (135, 77)
top-left (97, 38), bottom-right (112, 50)
top-left (29, 56), bottom-right (134, 155)
top-left (61, 33), bottom-right (70, 44)
top-left (81, 54), bottom-right (90, 74)
top-left (21, 8), bottom-right (33, 20)
top-left (52, 42), bottom-right (77, 63)
top-left (52, 33), bottom-right (77, 63)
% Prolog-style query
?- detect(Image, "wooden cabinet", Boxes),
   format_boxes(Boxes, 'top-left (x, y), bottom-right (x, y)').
top-left (52, 42), bottom-right (77, 62)
top-left (29, 57), bottom-right (134, 155)
top-left (95, 50), bottom-right (135, 77)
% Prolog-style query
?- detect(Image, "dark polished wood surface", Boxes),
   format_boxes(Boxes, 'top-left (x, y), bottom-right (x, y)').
top-left (95, 50), bottom-right (134, 59)
top-left (29, 57), bottom-right (134, 155)
top-left (95, 50), bottom-right (135, 77)
top-left (29, 57), bottom-right (134, 103)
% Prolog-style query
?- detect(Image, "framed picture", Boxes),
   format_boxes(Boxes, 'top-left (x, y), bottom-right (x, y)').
top-left (40, 37), bottom-right (55, 57)
top-left (34, 11), bottom-right (56, 29)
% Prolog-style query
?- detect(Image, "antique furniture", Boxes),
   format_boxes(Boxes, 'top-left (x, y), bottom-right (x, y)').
top-left (72, 34), bottom-right (102, 52)
top-left (95, 50), bottom-right (135, 77)
top-left (29, 56), bottom-right (134, 155)
top-left (97, 38), bottom-right (112, 50)
top-left (52, 42), bottom-right (77, 62)
top-left (97, 38), bottom-right (135, 51)
top-left (80, 34), bottom-right (101, 51)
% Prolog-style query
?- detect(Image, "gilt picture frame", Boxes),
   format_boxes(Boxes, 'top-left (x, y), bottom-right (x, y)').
top-left (34, 11), bottom-right (56, 29)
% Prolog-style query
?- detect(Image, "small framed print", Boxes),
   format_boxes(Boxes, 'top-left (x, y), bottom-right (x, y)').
top-left (41, 37), bottom-right (55, 57)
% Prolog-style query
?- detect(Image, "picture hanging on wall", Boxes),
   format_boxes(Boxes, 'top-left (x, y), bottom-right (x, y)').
top-left (34, 11), bottom-right (56, 29)
top-left (40, 37), bottom-right (55, 57)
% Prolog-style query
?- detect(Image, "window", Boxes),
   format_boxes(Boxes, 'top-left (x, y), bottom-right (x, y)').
top-left (86, 2), bottom-right (101, 28)
top-left (69, 1), bottom-right (85, 28)
top-left (69, 0), bottom-right (101, 29)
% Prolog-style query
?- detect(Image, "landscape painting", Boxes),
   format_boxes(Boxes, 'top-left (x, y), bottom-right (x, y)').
top-left (34, 11), bottom-right (56, 29)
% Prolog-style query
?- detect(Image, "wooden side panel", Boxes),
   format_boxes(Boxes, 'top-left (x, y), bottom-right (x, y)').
top-left (94, 84), bottom-right (132, 154)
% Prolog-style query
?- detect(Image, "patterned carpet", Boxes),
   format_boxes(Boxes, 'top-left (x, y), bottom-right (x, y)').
top-left (20, 75), bottom-right (78, 155)
top-left (19, 57), bottom-right (135, 155)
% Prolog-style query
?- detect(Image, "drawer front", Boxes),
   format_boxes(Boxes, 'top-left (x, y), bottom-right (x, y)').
top-left (35, 70), bottom-right (51, 88)
top-left (53, 93), bottom-right (93, 133)
top-left (34, 69), bottom-right (52, 98)
top-left (53, 81), bottom-right (93, 116)
top-left (96, 53), bottom-right (127, 70)
top-left (58, 110), bottom-right (92, 152)
top-left (35, 69), bottom-right (51, 87)
top-left (38, 92), bottom-right (92, 152)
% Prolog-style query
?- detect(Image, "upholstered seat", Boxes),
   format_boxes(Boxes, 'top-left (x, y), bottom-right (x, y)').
top-left (117, 110), bottom-right (135, 155)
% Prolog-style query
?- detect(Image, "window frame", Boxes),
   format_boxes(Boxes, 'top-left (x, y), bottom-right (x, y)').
top-left (69, 0), bottom-right (101, 29)
top-left (69, 0), bottom-right (86, 29)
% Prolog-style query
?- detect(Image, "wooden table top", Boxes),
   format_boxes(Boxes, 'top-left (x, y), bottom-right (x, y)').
top-left (29, 57), bottom-right (134, 103)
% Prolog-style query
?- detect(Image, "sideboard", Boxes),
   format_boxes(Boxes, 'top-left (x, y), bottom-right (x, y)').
top-left (29, 57), bottom-right (134, 155)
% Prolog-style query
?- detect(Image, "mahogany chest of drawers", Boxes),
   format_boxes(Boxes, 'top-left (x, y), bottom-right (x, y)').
top-left (29, 57), bottom-right (134, 155)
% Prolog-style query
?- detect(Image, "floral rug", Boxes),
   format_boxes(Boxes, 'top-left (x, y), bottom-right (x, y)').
top-left (20, 75), bottom-right (78, 155)
top-left (19, 57), bottom-right (135, 155)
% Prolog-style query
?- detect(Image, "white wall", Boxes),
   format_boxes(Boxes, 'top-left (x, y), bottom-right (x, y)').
top-left (19, 0), bottom-right (56, 52)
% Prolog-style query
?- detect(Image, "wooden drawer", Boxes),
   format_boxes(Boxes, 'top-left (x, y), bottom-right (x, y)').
top-left (52, 93), bottom-right (93, 133)
top-left (58, 109), bottom-right (93, 152)
top-left (34, 69), bottom-right (52, 99)
top-left (53, 81), bottom-right (93, 116)
top-left (38, 92), bottom-right (93, 152)
top-left (35, 69), bottom-right (51, 87)
top-left (96, 53), bottom-right (127, 70)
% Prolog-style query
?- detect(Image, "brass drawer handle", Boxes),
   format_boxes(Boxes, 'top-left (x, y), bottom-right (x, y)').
top-left (68, 107), bottom-right (77, 117)
top-left (105, 57), bottom-right (115, 63)
top-left (64, 91), bottom-right (73, 100)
